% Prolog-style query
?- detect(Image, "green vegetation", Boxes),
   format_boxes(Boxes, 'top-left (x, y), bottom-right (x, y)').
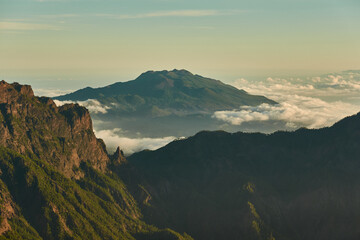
top-left (244, 182), bottom-right (256, 193)
top-left (0, 147), bottom-right (192, 240)
top-left (124, 112), bottom-right (360, 240)
top-left (247, 202), bottom-right (260, 219)
top-left (0, 81), bottom-right (193, 239)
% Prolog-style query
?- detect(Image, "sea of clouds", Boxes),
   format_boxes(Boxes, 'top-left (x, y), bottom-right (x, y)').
top-left (48, 70), bottom-right (360, 154)
top-left (213, 71), bottom-right (360, 130)
top-left (94, 128), bottom-right (177, 155)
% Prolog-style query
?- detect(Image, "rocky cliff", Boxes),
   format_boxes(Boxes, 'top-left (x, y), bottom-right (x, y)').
top-left (0, 80), bottom-right (109, 177)
top-left (0, 80), bottom-right (192, 240)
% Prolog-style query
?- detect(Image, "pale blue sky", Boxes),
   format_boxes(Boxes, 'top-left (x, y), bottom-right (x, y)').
top-left (0, 0), bottom-right (360, 89)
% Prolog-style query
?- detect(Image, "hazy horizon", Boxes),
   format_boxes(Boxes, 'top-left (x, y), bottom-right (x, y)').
top-left (1, 0), bottom-right (360, 89)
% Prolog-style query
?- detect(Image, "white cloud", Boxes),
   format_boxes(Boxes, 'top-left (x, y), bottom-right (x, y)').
top-left (94, 128), bottom-right (177, 155)
top-left (213, 97), bottom-right (358, 129)
top-left (234, 71), bottom-right (360, 100)
top-left (34, 88), bottom-right (74, 97)
top-left (96, 10), bottom-right (235, 20)
top-left (221, 71), bottom-right (360, 130)
top-left (54, 99), bottom-right (110, 114)
top-left (0, 21), bottom-right (61, 30)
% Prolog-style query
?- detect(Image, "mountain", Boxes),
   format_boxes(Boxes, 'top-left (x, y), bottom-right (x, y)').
top-left (53, 69), bottom-right (277, 141)
top-left (0, 80), bottom-right (109, 178)
top-left (3, 79), bottom-right (360, 239)
top-left (55, 69), bottom-right (276, 116)
top-left (120, 112), bottom-right (360, 240)
top-left (0, 80), bottom-right (192, 240)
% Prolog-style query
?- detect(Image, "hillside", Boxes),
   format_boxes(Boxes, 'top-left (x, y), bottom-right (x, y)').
top-left (55, 69), bottom-right (276, 116)
top-left (0, 80), bottom-right (192, 240)
top-left (53, 70), bottom-right (277, 140)
top-left (121, 112), bottom-right (360, 240)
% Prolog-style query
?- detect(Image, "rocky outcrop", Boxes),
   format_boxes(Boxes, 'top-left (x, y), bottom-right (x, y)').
top-left (111, 146), bottom-right (127, 166)
top-left (0, 80), bottom-right (109, 177)
top-left (0, 180), bottom-right (15, 235)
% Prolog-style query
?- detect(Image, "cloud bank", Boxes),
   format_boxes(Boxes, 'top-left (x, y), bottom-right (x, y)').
top-left (213, 71), bottom-right (360, 130)
top-left (94, 128), bottom-right (176, 155)
top-left (213, 97), bottom-right (358, 129)
top-left (34, 88), bottom-right (74, 97)
top-left (234, 71), bottom-right (360, 101)
top-left (54, 99), bottom-right (110, 114)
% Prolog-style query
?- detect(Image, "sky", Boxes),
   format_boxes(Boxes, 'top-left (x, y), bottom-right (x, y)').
top-left (1, 0), bottom-right (360, 89)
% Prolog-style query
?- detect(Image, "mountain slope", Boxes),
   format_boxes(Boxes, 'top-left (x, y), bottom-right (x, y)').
top-left (55, 69), bottom-right (276, 116)
top-left (0, 147), bottom-right (193, 240)
top-left (0, 81), bottom-right (192, 240)
top-left (121, 112), bottom-right (360, 240)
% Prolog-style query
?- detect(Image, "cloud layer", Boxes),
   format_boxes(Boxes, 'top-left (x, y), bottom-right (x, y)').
top-left (234, 71), bottom-right (360, 102)
top-left (213, 71), bottom-right (360, 130)
top-left (34, 88), bottom-right (74, 97)
top-left (213, 97), bottom-right (358, 129)
top-left (94, 128), bottom-right (176, 155)
top-left (54, 99), bottom-right (110, 114)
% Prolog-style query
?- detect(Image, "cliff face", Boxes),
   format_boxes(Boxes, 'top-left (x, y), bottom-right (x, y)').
top-left (0, 80), bottom-right (109, 177)
top-left (0, 80), bottom-right (193, 240)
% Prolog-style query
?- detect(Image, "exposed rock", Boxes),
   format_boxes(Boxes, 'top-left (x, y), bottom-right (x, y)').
top-left (0, 81), bottom-right (110, 177)
top-left (0, 80), bottom-right (192, 240)
top-left (0, 181), bottom-right (15, 235)
top-left (111, 146), bottom-right (127, 166)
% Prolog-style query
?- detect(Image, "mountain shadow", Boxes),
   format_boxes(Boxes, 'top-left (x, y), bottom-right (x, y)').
top-left (119, 111), bottom-right (360, 240)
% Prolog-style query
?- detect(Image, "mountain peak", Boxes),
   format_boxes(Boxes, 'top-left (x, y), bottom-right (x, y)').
top-left (170, 69), bottom-right (193, 74)
top-left (137, 69), bottom-right (193, 80)
top-left (0, 80), bottom-right (109, 177)
top-left (110, 146), bottom-right (127, 165)
top-left (0, 80), bottom-right (34, 103)
top-left (55, 70), bottom-right (277, 114)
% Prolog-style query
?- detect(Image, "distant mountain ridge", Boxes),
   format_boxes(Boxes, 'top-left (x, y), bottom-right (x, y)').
top-left (55, 69), bottom-right (276, 116)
